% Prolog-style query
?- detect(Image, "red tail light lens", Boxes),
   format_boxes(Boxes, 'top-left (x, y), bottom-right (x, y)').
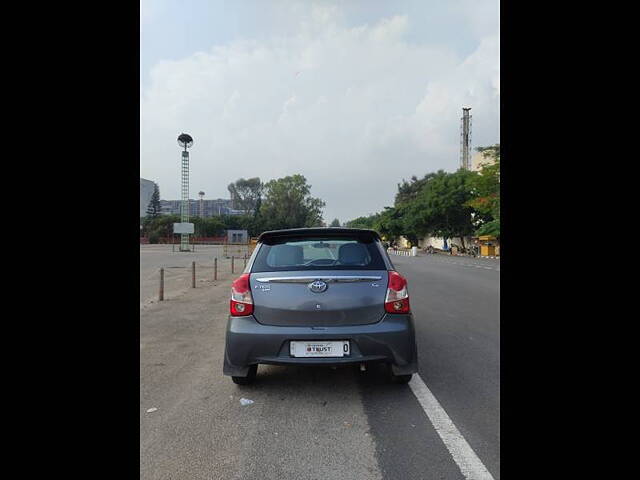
top-left (230, 273), bottom-right (254, 316)
top-left (384, 271), bottom-right (410, 313)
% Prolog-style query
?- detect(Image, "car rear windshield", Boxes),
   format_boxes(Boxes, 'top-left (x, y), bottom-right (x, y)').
top-left (251, 235), bottom-right (386, 272)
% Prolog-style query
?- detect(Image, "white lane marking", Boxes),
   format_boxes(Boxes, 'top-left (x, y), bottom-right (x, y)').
top-left (426, 257), bottom-right (499, 272)
top-left (409, 374), bottom-right (495, 480)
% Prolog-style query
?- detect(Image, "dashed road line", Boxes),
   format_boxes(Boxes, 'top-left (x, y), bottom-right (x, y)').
top-left (421, 257), bottom-right (500, 272)
top-left (409, 374), bottom-right (495, 480)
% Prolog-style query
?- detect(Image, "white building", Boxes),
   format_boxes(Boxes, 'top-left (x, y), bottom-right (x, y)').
top-left (158, 198), bottom-right (240, 217)
top-left (397, 235), bottom-right (453, 250)
top-left (227, 229), bottom-right (248, 244)
top-left (471, 150), bottom-right (496, 172)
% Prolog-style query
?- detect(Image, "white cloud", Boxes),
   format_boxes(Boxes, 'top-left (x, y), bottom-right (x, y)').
top-left (140, 4), bottom-right (499, 223)
top-left (140, 0), bottom-right (165, 28)
top-left (450, 0), bottom-right (500, 39)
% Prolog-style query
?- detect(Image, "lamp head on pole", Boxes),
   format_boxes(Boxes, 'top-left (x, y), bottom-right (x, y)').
top-left (177, 133), bottom-right (194, 151)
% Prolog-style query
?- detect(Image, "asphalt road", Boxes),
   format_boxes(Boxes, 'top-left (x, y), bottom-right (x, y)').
top-left (140, 252), bottom-right (499, 479)
top-left (383, 254), bottom-right (500, 479)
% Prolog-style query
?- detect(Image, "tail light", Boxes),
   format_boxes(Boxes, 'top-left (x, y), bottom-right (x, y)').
top-left (384, 271), bottom-right (410, 314)
top-left (230, 273), bottom-right (254, 316)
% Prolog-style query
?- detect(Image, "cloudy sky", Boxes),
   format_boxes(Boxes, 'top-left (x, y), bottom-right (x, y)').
top-left (140, 0), bottom-right (499, 224)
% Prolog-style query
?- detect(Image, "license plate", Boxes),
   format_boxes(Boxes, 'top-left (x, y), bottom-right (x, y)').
top-left (290, 341), bottom-right (350, 357)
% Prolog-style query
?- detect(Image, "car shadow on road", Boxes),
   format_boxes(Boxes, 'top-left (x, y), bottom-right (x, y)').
top-left (236, 362), bottom-right (405, 390)
top-left (237, 364), bottom-right (362, 390)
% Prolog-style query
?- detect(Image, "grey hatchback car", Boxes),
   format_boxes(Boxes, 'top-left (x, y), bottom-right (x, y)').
top-left (223, 228), bottom-right (418, 385)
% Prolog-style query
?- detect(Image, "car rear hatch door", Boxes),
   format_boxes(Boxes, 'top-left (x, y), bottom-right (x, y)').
top-left (250, 270), bottom-right (388, 327)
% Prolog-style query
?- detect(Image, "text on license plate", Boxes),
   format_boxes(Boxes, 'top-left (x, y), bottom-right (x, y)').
top-left (290, 341), bottom-right (350, 357)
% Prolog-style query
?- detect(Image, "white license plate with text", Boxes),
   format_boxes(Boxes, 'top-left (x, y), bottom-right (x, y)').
top-left (290, 341), bottom-right (350, 357)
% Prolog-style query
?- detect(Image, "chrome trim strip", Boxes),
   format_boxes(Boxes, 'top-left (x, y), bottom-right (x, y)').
top-left (255, 275), bottom-right (382, 283)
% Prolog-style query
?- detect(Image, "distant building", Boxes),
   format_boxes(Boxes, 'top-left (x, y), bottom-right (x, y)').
top-left (140, 178), bottom-right (156, 217)
top-left (159, 198), bottom-right (245, 217)
top-left (227, 229), bottom-right (248, 244)
top-left (471, 150), bottom-right (496, 172)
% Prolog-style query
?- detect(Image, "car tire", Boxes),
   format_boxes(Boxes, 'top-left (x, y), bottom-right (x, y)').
top-left (390, 373), bottom-right (412, 384)
top-left (231, 365), bottom-right (257, 385)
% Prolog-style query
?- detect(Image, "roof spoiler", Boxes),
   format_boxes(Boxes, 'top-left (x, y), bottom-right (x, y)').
top-left (257, 227), bottom-right (381, 243)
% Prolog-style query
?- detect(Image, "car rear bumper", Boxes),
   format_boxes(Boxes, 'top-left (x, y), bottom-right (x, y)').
top-left (223, 313), bottom-right (418, 377)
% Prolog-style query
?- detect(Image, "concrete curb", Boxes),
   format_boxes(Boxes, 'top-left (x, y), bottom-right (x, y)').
top-left (387, 249), bottom-right (500, 260)
top-left (388, 249), bottom-right (413, 256)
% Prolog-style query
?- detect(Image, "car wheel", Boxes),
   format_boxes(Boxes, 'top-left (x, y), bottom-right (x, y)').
top-left (390, 372), bottom-right (412, 384)
top-left (232, 364), bottom-right (257, 385)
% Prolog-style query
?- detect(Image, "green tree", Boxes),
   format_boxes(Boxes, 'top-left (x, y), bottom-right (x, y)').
top-left (426, 169), bottom-right (478, 247)
top-left (253, 196), bottom-right (262, 219)
top-left (393, 171), bottom-right (445, 244)
top-left (475, 219), bottom-right (500, 237)
top-left (347, 168), bottom-right (486, 248)
top-left (329, 218), bottom-right (341, 227)
top-left (192, 216), bottom-right (226, 237)
top-left (142, 214), bottom-right (180, 242)
top-left (466, 144), bottom-right (500, 237)
top-left (258, 174), bottom-right (325, 230)
top-left (145, 183), bottom-right (161, 218)
top-left (397, 170), bottom-right (477, 248)
top-left (345, 213), bottom-right (380, 229)
top-left (345, 210), bottom-right (405, 245)
top-left (395, 173), bottom-right (438, 206)
top-left (227, 177), bottom-right (263, 213)
top-left (345, 146), bottom-right (501, 248)
top-left (374, 207), bottom-right (405, 245)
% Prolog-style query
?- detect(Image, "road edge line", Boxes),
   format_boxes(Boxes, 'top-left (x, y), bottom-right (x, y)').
top-left (409, 374), bottom-right (495, 480)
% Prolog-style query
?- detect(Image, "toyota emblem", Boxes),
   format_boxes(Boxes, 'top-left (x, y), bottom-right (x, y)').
top-left (308, 280), bottom-right (328, 293)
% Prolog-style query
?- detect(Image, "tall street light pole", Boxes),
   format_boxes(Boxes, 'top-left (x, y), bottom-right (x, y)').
top-left (177, 133), bottom-right (193, 252)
